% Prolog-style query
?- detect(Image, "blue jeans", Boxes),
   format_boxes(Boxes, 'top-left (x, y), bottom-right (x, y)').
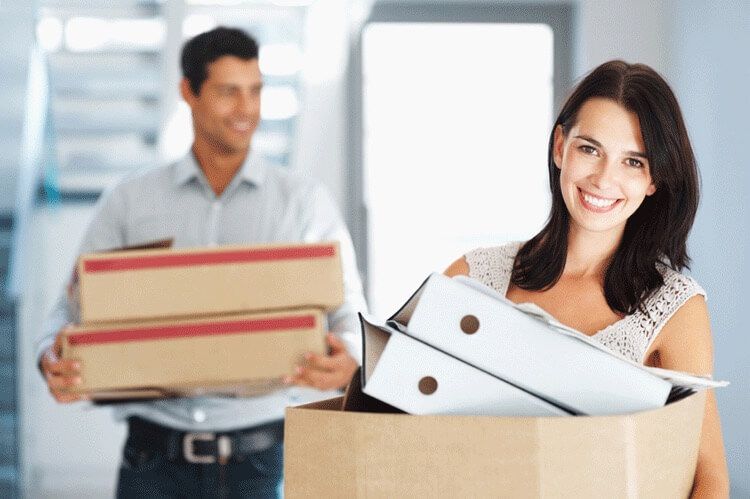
top-left (115, 436), bottom-right (283, 499)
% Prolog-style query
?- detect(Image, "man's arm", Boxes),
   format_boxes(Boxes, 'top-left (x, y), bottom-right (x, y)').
top-left (37, 185), bottom-right (127, 402)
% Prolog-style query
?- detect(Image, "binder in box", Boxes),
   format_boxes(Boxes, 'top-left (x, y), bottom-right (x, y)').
top-left (389, 273), bottom-right (673, 415)
top-left (360, 316), bottom-right (568, 416)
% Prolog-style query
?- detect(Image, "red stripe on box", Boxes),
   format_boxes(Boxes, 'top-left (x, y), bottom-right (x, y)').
top-left (83, 245), bottom-right (336, 273)
top-left (67, 315), bottom-right (317, 346)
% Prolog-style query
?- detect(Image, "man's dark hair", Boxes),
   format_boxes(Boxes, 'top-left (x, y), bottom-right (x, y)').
top-left (180, 26), bottom-right (259, 95)
top-left (511, 60), bottom-right (700, 315)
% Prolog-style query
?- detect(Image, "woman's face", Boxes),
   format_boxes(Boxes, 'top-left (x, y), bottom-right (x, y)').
top-left (553, 97), bottom-right (656, 239)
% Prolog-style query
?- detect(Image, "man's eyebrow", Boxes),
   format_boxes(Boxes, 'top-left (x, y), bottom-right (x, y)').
top-left (574, 134), bottom-right (648, 159)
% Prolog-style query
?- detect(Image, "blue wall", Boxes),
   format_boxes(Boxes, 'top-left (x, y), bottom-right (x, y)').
top-left (669, 1), bottom-right (750, 494)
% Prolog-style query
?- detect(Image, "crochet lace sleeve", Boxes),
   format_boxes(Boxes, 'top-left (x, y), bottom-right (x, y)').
top-left (464, 242), bottom-right (521, 294)
top-left (636, 270), bottom-right (707, 359)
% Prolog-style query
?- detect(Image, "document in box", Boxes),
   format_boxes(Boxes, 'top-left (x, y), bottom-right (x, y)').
top-left (388, 274), bottom-right (725, 416)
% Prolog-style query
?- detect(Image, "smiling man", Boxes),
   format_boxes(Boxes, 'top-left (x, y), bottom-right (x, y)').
top-left (37, 27), bottom-right (367, 498)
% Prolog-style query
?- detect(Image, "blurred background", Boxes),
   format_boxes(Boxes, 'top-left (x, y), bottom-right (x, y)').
top-left (0, 0), bottom-right (747, 497)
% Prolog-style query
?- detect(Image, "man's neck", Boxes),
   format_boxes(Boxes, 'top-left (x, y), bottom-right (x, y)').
top-left (192, 143), bottom-right (248, 197)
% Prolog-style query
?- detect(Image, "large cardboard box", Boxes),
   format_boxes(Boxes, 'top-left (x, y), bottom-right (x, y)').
top-left (62, 308), bottom-right (326, 399)
top-left (77, 241), bottom-right (343, 323)
top-left (284, 374), bottom-right (706, 498)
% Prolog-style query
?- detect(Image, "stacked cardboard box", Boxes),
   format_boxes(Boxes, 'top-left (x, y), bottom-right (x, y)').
top-left (60, 241), bottom-right (344, 400)
top-left (284, 273), bottom-right (726, 497)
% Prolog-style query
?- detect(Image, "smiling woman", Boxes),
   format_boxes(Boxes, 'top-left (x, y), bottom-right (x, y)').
top-left (555, 97), bottom-right (657, 241)
top-left (445, 60), bottom-right (729, 497)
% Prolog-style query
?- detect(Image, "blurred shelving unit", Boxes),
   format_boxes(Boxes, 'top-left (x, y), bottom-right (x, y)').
top-left (36, 0), bottom-right (170, 198)
top-left (36, 0), bottom-right (308, 199)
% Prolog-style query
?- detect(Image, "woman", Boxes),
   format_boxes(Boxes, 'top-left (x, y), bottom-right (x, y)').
top-left (445, 60), bottom-right (729, 497)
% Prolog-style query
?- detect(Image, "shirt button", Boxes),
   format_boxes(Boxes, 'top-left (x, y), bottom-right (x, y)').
top-left (192, 409), bottom-right (206, 423)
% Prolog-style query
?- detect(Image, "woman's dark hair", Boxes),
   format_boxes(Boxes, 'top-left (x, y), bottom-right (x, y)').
top-left (180, 26), bottom-right (259, 95)
top-left (511, 60), bottom-right (699, 314)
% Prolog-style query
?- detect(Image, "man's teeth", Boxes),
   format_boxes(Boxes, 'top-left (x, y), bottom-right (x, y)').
top-left (583, 192), bottom-right (617, 208)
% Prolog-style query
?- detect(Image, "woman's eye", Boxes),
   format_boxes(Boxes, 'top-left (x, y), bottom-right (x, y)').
top-left (578, 145), bottom-right (597, 155)
top-left (626, 158), bottom-right (645, 168)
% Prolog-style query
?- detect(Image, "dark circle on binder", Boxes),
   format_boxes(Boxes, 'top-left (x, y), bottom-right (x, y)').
top-left (460, 315), bottom-right (480, 335)
top-left (418, 376), bottom-right (438, 395)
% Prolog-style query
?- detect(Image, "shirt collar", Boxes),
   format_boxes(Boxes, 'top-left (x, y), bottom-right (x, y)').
top-left (173, 148), bottom-right (267, 188)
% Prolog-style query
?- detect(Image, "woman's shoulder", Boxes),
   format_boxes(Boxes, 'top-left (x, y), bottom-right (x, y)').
top-left (465, 241), bottom-right (523, 263)
top-left (652, 264), bottom-right (706, 304)
top-left (462, 241), bottom-right (523, 292)
top-left (636, 264), bottom-right (707, 339)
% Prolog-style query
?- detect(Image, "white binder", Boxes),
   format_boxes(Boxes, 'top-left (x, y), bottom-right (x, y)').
top-left (389, 273), bottom-right (674, 416)
top-left (360, 316), bottom-right (569, 416)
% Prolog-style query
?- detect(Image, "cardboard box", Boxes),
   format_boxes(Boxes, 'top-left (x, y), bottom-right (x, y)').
top-left (389, 274), bottom-right (672, 415)
top-left (61, 308), bottom-right (326, 398)
top-left (284, 373), bottom-right (706, 498)
top-left (77, 241), bottom-right (343, 323)
top-left (360, 316), bottom-right (568, 416)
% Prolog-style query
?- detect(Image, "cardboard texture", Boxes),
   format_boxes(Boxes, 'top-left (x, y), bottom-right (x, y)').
top-left (360, 316), bottom-right (568, 416)
top-left (77, 241), bottom-right (343, 323)
top-left (284, 381), bottom-right (706, 498)
top-left (389, 273), bottom-right (672, 415)
top-left (62, 308), bottom-right (326, 398)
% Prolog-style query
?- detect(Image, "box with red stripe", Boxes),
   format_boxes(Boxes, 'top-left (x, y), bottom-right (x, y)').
top-left (61, 308), bottom-right (326, 397)
top-left (77, 241), bottom-right (343, 323)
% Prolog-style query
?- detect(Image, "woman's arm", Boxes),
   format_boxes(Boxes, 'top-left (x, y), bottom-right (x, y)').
top-left (648, 295), bottom-right (730, 498)
top-left (443, 256), bottom-right (470, 277)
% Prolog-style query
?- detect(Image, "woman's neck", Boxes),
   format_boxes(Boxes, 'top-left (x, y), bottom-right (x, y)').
top-left (563, 225), bottom-right (622, 279)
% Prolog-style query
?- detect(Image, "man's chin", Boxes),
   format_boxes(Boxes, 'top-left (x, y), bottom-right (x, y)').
top-left (210, 139), bottom-right (252, 156)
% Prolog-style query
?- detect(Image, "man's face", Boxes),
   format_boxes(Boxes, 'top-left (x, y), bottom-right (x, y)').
top-left (182, 55), bottom-right (262, 155)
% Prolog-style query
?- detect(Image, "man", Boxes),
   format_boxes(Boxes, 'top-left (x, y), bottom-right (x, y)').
top-left (37, 27), bottom-right (366, 498)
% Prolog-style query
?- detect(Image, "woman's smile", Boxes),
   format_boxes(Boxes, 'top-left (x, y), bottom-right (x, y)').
top-left (577, 188), bottom-right (623, 213)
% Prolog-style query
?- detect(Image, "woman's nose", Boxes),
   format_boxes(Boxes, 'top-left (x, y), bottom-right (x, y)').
top-left (589, 161), bottom-right (618, 189)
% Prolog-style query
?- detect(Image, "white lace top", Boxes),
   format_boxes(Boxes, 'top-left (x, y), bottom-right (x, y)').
top-left (465, 241), bottom-right (706, 364)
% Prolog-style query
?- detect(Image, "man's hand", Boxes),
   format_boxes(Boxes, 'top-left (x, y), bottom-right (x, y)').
top-left (40, 327), bottom-right (88, 403)
top-left (285, 333), bottom-right (357, 391)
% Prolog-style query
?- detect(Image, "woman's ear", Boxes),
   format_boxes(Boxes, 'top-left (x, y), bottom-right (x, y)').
top-left (553, 124), bottom-right (565, 169)
top-left (646, 183), bottom-right (656, 196)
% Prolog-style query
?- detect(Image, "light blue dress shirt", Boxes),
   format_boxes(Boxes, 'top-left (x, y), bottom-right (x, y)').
top-left (37, 150), bottom-right (367, 431)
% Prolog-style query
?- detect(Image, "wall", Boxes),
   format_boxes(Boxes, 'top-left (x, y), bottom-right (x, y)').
top-left (668, 1), bottom-right (750, 494)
